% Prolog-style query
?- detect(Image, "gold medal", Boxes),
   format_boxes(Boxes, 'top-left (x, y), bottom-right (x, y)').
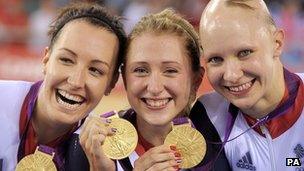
top-left (16, 147), bottom-right (57, 171)
top-left (164, 125), bottom-right (206, 169)
top-left (102, 117), bottom-right (138, 159)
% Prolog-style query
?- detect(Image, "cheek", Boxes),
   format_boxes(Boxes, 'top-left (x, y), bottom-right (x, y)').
top-left (44, 62), bottom-right (68, 81)
top-left (206, 68), bottom-right (220, 86)
top-left (168, 78), bottom-right (191, 99)
top-left (44, 69), bottom-right (65, 88)
top-left (88, 78), bottom-right (109, 101)
top-left (126, 75), bottom-right (143, 95)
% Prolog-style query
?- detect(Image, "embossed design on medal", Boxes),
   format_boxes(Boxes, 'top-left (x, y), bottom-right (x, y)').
top-left (16, 148), bottom-right (57, 171)
top-left (165, 126), bottom-right (206, 169)
top-left (102, 118), bottom-right (138, 159)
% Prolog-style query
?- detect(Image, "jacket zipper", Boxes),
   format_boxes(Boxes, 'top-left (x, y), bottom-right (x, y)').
top-left (260, 125), bottom-right (276, 171)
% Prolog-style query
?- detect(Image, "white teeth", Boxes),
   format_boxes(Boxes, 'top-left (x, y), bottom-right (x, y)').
top-left (58, 89), bottom-right (84, 102)
top-left (228, 81), bottom-right (252, 92)
top-left (57, 95), bottom-right (80, 110)
top-left (145, 99), bottom-right (169, 108)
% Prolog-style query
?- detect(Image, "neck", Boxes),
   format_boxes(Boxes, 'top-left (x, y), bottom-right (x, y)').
top-left (33, 90), bottom-right (73, 144)
top-left (136, 117), bottom-right (172, 146)
top-left (243, 66), bottom-right (286, 118)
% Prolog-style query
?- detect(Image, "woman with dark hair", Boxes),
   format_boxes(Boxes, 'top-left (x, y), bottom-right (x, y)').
top-left (0, 2), bottom-right (126, 171)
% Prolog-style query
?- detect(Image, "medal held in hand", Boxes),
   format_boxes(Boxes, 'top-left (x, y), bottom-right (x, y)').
top-left (164, 118), bottom-right (206, 169)
top-left (101, 111), bottom-right (138, 159)
top-left (16, 146), bottom-right (57, 171)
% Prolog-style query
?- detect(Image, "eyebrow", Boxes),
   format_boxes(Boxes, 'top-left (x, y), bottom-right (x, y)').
top-left (131, 61), bottom-right (181, 64)
top-left (59, 48), bottom-right (110, 68)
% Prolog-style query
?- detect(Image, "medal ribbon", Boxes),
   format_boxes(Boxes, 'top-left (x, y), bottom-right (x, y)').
top-left (172, 117), bottom-right (191, 126)
top-left (200, 69), bottom-right (303, 171)
top-left (100, 110), bottom-right (117, 118)
top-left (38, 145), bottom-right (56, 156)
top-left (18, 81), bottom-right (42, 162)
top-left (224, 68), bottom-right (303, 143)
top-left (17, 81), bottom-right (63, 168)
top-left (17, 81), bottom-right (84, 170)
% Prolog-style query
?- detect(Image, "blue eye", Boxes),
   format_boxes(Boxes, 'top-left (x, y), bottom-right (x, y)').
top-left (238, 49), bottom-right (253, 58)
top-left (207, 56), bottom-right (223, 65)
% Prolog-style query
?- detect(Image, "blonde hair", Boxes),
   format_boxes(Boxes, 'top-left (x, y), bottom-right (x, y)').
top-left (125, 9), bottom-right (202, 116)
top-left (126, 8), bottom-right (201, 74)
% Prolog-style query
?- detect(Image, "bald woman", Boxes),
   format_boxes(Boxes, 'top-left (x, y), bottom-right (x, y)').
top-left (190, 0), bottom-right (304, 170)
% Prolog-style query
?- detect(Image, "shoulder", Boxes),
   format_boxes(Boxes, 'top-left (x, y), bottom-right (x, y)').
top-left (0, 80), bottom-right (32, 87)
top-left (296, 73), bottom-right (304, 81)
top-left (0, 80), bottom-right (33, 107)
top-left (191, 91), bottom-right (230, 140)
top-left (0, 80), bottom-right (33, 170)
top-left (0, 80), bottom-right (33, 96)
top-left (196, 91), bottom-right (230, 116)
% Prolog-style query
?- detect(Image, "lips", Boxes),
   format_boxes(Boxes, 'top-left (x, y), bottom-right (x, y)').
top-left (141, 98), bottom-right (172, 109)
top-left (56, 89), bottom-right (85, 110)
top-left (225, 79), bottom-right (255, 93)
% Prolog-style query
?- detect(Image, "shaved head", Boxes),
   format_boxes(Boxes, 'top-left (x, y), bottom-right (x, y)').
top-left (198, 0), bottom-right (286, 117)
top-left (200, 0), bottom-right (276, 38)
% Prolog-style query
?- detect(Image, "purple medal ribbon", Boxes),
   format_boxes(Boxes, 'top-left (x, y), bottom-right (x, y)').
top-left (203, 68), bottom-right (301, 170)
top-left (172, 117), bottom-right (189, 125)
top-left (224, 68), bottom-right (301, 143)
top-left (38, 145), bottom-right (55, 156)
top-left (172, 117), bottom-right (196, 128)
top-left (101, 111), bottom-right (116, 118)
top-left (17, 81), bottom-right (42, 161)
top-left (17, 81), bottom-right (65, 170)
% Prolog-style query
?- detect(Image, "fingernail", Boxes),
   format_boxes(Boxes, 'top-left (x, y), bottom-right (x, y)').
top-left (106, 119), bottom-right (112, 123)
top-left (173, 165), bottom-right (179, 169)
top-left (174, 152), bottom-right (181, 157)
top-left (176, 159), bottom-right (182, 163)
top-left (170, 145), bottom-right (177, 151)
top-left (111, 128), bottom-right (117, 133)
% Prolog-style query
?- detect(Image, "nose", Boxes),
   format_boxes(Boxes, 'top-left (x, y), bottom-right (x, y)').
top-left (67, 68), bottom-right (85, 89)
top-left (223, 58), bottom-right (243, 83)
top-left (147, 73), bottom-right (164, 95)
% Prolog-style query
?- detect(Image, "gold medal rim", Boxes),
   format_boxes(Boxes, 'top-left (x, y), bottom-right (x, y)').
top-left (102, 118), bottom-right (138, 159)
top-left (164, 126), bottom-right (207, 169)
top-left (16, 153), bottom-right (57, 171)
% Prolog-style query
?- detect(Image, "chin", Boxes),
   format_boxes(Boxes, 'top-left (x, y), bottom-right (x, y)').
top-left (231, 99), bottom-right (254, 111)
top-left (54, 112), bottom-right (84, 125)
top-left (144, 117), bottom-right (170, 127)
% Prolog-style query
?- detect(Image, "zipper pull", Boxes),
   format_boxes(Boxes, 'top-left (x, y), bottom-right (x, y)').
top-left (260, 125), bottom-right (268, 135)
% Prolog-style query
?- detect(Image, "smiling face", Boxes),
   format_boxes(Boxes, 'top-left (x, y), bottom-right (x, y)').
top-left (38, 20), bottom-right (119, 125)
top-left (200, 5), bottom-right (285, 117)
top-left (124, 33), bottom-right (194, 126)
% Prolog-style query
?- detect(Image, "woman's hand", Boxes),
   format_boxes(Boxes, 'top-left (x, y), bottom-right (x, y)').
top-left (79, 115), bottom-right (116, 171)
top-left (133, 145), bottom-right (181, 171)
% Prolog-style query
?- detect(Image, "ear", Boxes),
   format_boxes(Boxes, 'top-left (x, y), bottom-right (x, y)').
top-left (273, 29), bottom-right (285, 58)
top-left (42, 47), bottom-right (50, 75)
top-left (193, 67), bottom-right (204, 92)
top-left (189, 67), bottom-right (204, 103)
top-left (104, 71), bottom-right (119, 96)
